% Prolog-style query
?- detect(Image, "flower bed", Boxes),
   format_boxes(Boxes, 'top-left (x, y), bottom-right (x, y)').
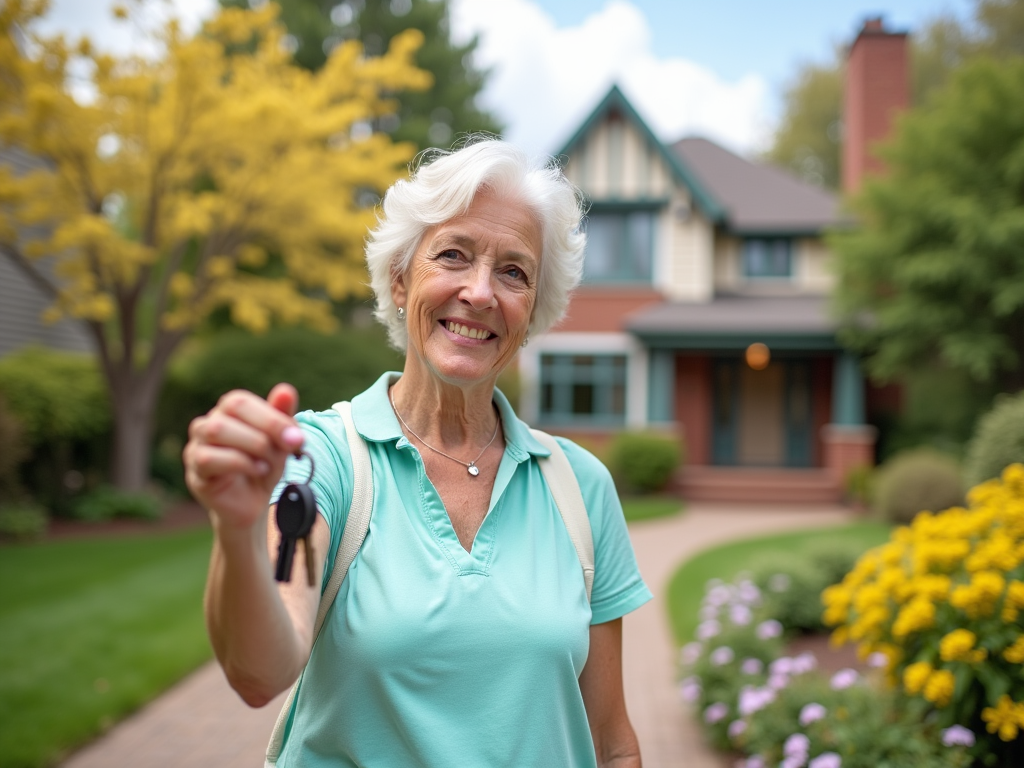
top-left (681, 464), bottom-right (1024, 767)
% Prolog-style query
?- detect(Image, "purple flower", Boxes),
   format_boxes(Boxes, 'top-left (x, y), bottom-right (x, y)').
top-left (738, 686), bottom-right (776, 716)
top-left (678, 676), bottom-right (702, 703)
top-left (770, 656), bottom-right (794, 675)
top-left (738, 579), bottom-right (762, 604)
top-left (830, 668), bottom-right (859, 690)
top-left (741, 658), bottom-right (764, 675)
top-left (768, 672), bottom-right (790, 690)
top-left (784, 733), bottom-right (810, 757)
top-left (704, 702), bottom-right (729, 724)
top-left (697, 619), bottom-right (722, 641)
top-left (792, 652), bottom-right (818, 675)
top-left (738, 757), bottom-right (765, 768)
top-left (799, 702), bottom-right (827, 726)
top-left (942, 725), bottom-right (976, 747)
top-left (781, 757), bottom-right (807, 768)
top-left (706, 584), bottom-right (732, 606)
top-left (710, 646), bottom-right (735, 666)
top-left (680, 642), bottom-right (702, 666)
top-left (730, 604), bottom-right (753, 626)
top-left (866, 652), bottom-right (888, 668)
top-left (808, 753), bottom-right (842, 768)
top-left (757, 619), bottom-right (783, 639)
top-left (728, 719), bottom-right (748, 739)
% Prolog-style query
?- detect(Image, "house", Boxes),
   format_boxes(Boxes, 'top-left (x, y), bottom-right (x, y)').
top-left (0, 145), bottom-right (93, 358)
top-left (519, 21), bottom-right (908, 503)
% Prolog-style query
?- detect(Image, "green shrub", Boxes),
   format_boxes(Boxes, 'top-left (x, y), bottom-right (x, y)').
top-left (843, 464), bottom-right (874, 508)
top-left (73, 486), bottom-right (163, 522)
top-left (607, 431), bottom-right (683, 494)
top-left (0, 502), bottom-right (48, 540)
top-left (159, 325), bottom-right (404, 444)
top-left (0, 347), bottom-right (110, 445)
top-left (872, 448), bottom-right (963, 524)
top-left (963, 390), bottom-right (1024, 488)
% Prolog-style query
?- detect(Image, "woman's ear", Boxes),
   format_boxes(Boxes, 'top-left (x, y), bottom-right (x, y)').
top-left (390, 270), bottom-right (407, 310)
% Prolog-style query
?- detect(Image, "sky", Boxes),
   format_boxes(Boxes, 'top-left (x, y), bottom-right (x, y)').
top-left (34, 0), bottom-right (975, 157)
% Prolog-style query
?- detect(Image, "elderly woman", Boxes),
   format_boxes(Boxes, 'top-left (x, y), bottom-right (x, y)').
top-left (184, 140), bottom-right (652, 768)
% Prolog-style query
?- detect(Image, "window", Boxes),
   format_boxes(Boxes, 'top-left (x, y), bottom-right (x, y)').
top-left (540, 354), bottom-right (627, 425)
top-left (742, 238), bottom-right (792, 279)
top-left (582, 209), bottom-right (655, 283)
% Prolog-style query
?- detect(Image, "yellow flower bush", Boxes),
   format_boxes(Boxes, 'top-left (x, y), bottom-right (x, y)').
top-left (823, 464), bottom-right (1024, 763)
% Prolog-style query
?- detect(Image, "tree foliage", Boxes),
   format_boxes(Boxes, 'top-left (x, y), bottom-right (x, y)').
top-left (766, 0), bottom-right (1024, 188)
top-left (220, 0), bottom-right (502, 149)
top-left (831, 58), bottom-right (1024, 389)
top-left (0, 0), bottom-right (429, 489)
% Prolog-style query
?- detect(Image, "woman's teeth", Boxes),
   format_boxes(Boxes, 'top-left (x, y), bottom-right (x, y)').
top-left (446, 321), bottom-right (492, 340)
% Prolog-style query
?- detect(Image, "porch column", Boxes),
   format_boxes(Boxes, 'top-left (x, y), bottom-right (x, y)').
top-left (647, 349), bottom-right (675, 424)
top-left (823, 351), bottom-right (877, 487)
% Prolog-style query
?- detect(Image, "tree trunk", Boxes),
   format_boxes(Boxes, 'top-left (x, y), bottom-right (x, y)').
top-left (110, 380), bottom-right (160, 493)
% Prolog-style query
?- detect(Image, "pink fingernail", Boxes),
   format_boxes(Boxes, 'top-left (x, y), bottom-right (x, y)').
top-left (282, 426), bottom-right (304, 447)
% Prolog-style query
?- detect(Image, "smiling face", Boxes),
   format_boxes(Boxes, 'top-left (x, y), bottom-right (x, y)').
top-left (391, 188), bottom-right (543, 390)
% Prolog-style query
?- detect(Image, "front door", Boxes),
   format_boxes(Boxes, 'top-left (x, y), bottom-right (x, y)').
top-left (711, 358), bottom-right (814, 467)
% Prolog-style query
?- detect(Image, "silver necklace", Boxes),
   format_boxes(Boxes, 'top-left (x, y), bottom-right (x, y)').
top-left (389, 390), bottom-right (500, 477)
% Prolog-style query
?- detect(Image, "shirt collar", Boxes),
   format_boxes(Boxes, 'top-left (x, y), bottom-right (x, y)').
top-left (350, 371), bottom-right (551, 460)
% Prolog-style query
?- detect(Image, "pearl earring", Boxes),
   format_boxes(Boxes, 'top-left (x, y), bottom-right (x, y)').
top-left (521, 332), bottom-right (529, 348)
top-left (397, 307), bottom-right (405, 321)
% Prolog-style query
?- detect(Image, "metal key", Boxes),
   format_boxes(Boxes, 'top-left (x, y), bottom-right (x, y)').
top-left (274, 451), bottom-right (318, 586)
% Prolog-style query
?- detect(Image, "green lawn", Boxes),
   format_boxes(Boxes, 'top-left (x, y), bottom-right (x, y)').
top-left (665, 521), bottom-right (892, 646)
top-left (621, 496), bottom-right (685, 523)
top-left (0, 528), bottom-right (214, 768)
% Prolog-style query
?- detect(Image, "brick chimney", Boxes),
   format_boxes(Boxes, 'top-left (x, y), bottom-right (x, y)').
top-left (842, 17), bottom-right (909, 195)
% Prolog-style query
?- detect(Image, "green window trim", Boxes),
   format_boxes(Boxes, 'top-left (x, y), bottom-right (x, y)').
top-left (539, 353), bottom-right (628, 426)
top-left (582, 207), bottom-right (657, 284)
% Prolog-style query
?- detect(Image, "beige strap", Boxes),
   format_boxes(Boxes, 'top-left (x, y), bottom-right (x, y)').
top-left (265, 401), bottom-right (374, 767)
top-left (529, 429), bottom-right (595, 601)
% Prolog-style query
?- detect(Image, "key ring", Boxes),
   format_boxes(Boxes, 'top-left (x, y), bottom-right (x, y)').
top-left (292, 450), bottom-right (315, 485)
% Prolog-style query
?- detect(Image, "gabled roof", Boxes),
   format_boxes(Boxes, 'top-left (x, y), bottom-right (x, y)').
top-left (671, 138), bottom-right (843, 235)
top-left (554, 85), bottom-right (725, 222)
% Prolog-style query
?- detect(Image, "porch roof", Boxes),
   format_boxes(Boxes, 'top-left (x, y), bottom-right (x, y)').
top-left (625, 295), bottom-right (842, 350)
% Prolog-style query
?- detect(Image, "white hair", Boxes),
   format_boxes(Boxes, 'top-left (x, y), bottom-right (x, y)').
top-left (365, 138), bottom-right (587, 350)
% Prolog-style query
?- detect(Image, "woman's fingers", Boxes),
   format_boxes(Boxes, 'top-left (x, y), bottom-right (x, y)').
top-left (185, 443), bottom-right (271, 483)
top-left (216, 389), bottom-right (303, 454)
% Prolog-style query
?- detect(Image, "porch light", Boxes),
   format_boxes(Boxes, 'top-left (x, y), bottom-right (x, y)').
top-left (745, 342), bottom-right (770, 371)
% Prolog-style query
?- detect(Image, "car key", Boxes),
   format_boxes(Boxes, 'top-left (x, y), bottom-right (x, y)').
top-left (274, 451), bottom-right (318, 586)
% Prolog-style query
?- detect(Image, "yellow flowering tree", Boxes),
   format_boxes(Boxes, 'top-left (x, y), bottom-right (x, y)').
top-left (824, 463), bottom-right (1024, 765)
top-left (0, 1), bottom-right (430, 490)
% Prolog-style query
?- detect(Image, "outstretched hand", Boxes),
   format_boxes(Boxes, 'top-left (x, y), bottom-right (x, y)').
top-left (183, 383), bottom-right (305, 533)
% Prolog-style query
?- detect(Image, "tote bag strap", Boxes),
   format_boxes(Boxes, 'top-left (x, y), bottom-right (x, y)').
top-left (529, 428), bottom-right (595, 602)
top-left (265, 401), bottom-right (373, 767)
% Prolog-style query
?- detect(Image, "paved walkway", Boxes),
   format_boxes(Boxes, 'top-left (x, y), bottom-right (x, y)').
top-left (62, 502), bottom-right (851, 768)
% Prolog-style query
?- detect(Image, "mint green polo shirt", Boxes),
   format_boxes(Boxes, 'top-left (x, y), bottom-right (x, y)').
top-left (274, 372), bottom-right (652, 768)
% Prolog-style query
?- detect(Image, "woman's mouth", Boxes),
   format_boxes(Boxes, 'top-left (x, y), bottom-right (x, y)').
top-left (442, 320), bottom-right (494, 341)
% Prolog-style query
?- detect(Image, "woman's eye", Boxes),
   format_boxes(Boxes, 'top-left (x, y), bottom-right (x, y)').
top-left (505, 266), bottom-right (525, 281)
top-left (436, 249), bottom-right (462, 261)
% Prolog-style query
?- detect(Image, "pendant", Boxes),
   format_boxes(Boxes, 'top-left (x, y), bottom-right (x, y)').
top-left (468, 463), bottom-right (480, 477)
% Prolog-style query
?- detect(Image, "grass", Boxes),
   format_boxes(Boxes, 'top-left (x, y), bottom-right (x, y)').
top-left (665, 521), bottom-right (892, 646)
top-left (0, 528), bottom-right (214, 768)
top-left (620, 496), bottom-right (685, 523)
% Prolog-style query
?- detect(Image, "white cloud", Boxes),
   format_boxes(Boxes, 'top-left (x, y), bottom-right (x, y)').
top-left (450, 0), bottom-right (772, 157)
top-left (32, 0), bottom-right (217, 58)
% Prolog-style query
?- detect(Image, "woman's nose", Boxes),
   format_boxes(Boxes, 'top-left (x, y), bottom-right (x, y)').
top-left (459, 265), bottom-right (497, 309)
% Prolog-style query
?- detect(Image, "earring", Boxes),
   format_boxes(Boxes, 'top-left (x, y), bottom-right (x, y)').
top-left (521, 332), bottom-right (529, 348)
top-left (397, 307), bottom-right (405, 321)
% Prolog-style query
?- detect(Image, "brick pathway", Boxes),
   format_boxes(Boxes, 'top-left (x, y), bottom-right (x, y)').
top-left (61, 502), bottom-right (851, 768)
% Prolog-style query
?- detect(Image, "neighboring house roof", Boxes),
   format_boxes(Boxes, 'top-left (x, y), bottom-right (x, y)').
top-left (671, 138), bottom-right (843, 235)
top-left (625, 295), bottom-right (841, 349)
top-left (554, 85), bottom-right (726, 222)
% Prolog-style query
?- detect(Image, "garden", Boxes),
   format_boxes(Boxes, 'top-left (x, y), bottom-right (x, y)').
top-left (670, 393), bottom-right (1024, 768)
